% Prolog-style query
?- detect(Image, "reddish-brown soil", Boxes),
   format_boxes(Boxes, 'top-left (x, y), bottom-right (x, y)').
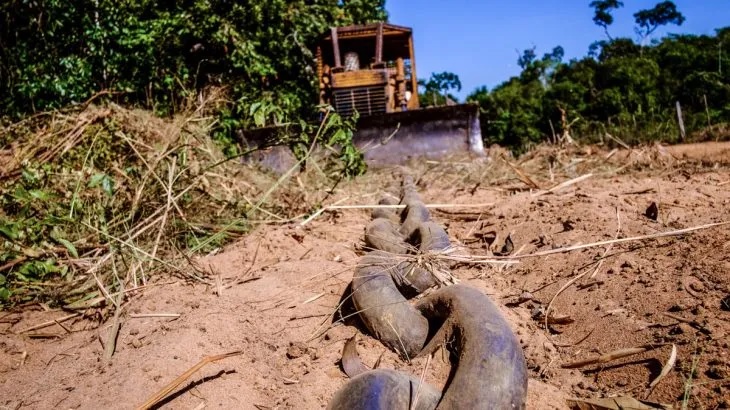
top-left (1, 143), bottom-right (729, 409)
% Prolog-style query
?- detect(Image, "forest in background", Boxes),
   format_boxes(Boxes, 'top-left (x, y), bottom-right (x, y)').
top-left (1, 0), bottom-right (728, 152)
top-left (465, 1), bottom-right (730, 152)
top-left (0, 0), bottom-right (387, 147)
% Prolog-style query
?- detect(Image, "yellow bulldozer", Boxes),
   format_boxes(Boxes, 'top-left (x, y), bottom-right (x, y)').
top-left (240, 23), bottom-right (485, 172)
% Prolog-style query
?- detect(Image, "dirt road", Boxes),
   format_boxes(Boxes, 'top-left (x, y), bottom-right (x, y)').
top-left (2, 143), bottom-right (729, 409)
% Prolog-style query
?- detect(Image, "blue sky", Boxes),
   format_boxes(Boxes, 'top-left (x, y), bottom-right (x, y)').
top-left (387, 0), bottom-right (729, 98)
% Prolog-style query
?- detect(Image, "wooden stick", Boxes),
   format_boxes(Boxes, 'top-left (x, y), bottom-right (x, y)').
top-left (130, 313), bottom-right (181, 319)
top-left (299, 203), bottom-right (495, 226)
top-left (446, 220), bottom-right (727, 266)
top-left (532, 173), bottom-right (593, 197)
top-left (604, 132), bottom-right (631, 150)
top-left (590, 206), bottom-right (621, 280)
top-left (103, 286), bottom-right (125, 362)
top-left (562, 343), bottom-right (669, 369)
top-left (411, 353), bottom-right (433, 410)
top-left (509, 221), bottom-right (730, 260)
top-left (136, 350), bottom-right (243, 410)
top-left (148, 158), bottom-right (176, 270)
top-left (337, 203), bottom-right (494, 209)
top-left (104, 309), bottom-right (123, 362)
top-left (502, 156), bottom-right (541, 189)
top-left (545, 268), bottom-right (593, 331)
top-left (16, 313), bottom-right (81, 334)
top-left (0, 256), bottom-right (28, 273)
top-left (553, 327), bottom-right (596, 348)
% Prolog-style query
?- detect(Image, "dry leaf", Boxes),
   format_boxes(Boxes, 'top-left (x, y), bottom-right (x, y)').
top-left (341, 335), bottom-right (368, 378)
top-left (649, 344), bottom-right (677, 388)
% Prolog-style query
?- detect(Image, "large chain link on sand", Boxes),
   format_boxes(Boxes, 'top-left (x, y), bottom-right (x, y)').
top-left (328, 176), bottom-right (528, 409)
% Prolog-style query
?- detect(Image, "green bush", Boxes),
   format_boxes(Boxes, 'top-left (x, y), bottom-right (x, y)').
top-left (1, 0), bottom-right (386, 120)
top-left (468, 25), bottom-right (730, 151)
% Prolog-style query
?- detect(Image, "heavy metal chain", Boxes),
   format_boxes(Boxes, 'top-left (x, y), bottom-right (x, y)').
top-left (328, 176), bottom-right (528, 409)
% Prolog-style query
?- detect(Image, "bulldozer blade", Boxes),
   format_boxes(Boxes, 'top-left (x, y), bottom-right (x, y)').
top-left (352, 103), bottom-right (484, 166)
top-left (237, 103), bottom-right (484, 173)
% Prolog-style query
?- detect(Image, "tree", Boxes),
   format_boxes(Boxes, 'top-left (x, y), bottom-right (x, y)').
top-left (518, 46), bottom-right (564, 85)
top-left (0, 0), bottom-right (389, 120)
top-left (419, 71), bottom-right (462, 106)
top-left (634, 1), bottom-right (686, 45)
top-left (469, 24), bottom-right (730, 152)
top-left (517, 47), bottom-right (537, 69)
top-left (589, 0), bottom-right (624, 40)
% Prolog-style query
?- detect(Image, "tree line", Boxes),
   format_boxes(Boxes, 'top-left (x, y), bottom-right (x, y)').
top-left (466, 1), bottom-right (729, 151)
top-left (1, 1), bottom-right (727, 153)
top-left (0, 0), bottom-right (386, 143)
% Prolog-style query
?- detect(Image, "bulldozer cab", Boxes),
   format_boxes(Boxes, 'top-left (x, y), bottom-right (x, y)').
top-left (317, 23), bottom-right (420, 117)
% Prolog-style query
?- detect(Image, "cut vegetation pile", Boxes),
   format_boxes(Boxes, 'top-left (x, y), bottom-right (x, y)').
top-left (0, 98), bottom-right (354, 308)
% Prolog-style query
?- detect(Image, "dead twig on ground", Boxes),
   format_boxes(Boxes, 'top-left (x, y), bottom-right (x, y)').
top-left (136, 350), bottom-right (243, 410)
top-left (532, 173), bottom-right (593, 197)
top-left (590, 207), bottom-right (621, 280)
top-left (299, 202), bottom-right (495, 226)
top-left (129, 313), bottom-right (181, 319)
top-left (103, 289), bottom-right (125, 363)
top-left (503, 220), bottom-right (730, 260)
top-left (16, 313), bottom-right (81, 334)
top-left (223, 239), bottom-right (262, 289)
top-left (544, 208), bottom-right (618, 331)
top-left (661, 312), bottom-right (710, 334)
top-left (553, 327), bottom-right (596, 348)
top-left (562, 343), bottom-right (670, 369)
top-left (411, 353), bottom-right (433, 410)
top-left (502, 156), bottom-right (541, 190)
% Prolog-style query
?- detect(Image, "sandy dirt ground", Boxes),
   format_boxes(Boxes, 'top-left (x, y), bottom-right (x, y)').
top-left (1, 143), bottom-right (729, 409)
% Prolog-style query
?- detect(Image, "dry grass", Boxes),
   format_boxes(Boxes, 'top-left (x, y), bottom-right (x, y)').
top-left (0, 94), bottom-right (357, 314)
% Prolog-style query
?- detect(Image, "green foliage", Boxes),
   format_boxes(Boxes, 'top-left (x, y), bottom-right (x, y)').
top-left (419, 71), bottom-right (462, 107)
top-left (590, 0), bottom-right (624, 39)
top-left (315, 109), bottom-right (367, 178)
top-left (468, 46), bottom-right (567, 152)
top-left (267, 106), bottom-right (367, 178)
top-left (634, 1), bottom-right (686, 43)
top-left (0, 1), bottom-right (379, 305)
top-left (469, 2), bottom-right (729, 153)
top-left (1, 0), bottom-right (387, 120)
top-left (0, 106), bottom-right (261, 306)
top-left (0, 161), bottom-right (80, 303)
